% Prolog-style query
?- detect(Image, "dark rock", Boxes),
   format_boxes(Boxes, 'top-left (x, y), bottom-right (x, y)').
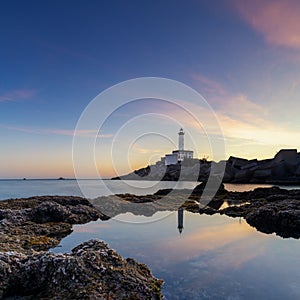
top-left (134, 165), bottom-right (151, 177)
top-left (232, 169), bottom-right (254, 183)
top-left (191, 182), bottom-right (226, 197)
top-left (92, 186), bottom-right (300, 239)
top-left (265, 194), bottom-right (287, 202)
top-left (245, 200), bottom-right (300, 238)
top-left (227, 156), bottom-right (250, 169)
top-left (253, 169), bottom-right (272, 180)
top-left (0, 197), bottom-right (164, 299)
top-left (30, 201), bottom-right (70, 223)
top-left (220, 204), bottom-right (251, 218)
top-left (206, 198), bottom-right (224, 210)
top-left (154, 189), bottom-right (173, 196)
top-left (222, 163), bottom-right (236, 182)
top-left (0, 240), bottom-right (163, 300)
top-left (0, 196), bottom-right (105, 253)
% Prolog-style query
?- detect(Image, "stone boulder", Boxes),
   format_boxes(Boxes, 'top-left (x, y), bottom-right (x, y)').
top-left (232, 169), bottom-right (253, 183)
top-left (245, 200), bottom-right (300, 238)
top-left (191, 181), bottom-right (226, 197)
top-left (0, 196), bottom-right (105, 253)
top-left (0, 239), bottom-right (163, 300)
top-left (253, 169), bottom-right (272, 180)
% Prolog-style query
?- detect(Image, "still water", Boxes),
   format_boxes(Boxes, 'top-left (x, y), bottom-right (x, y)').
top-left (1, 180), bottom-right (300, 299)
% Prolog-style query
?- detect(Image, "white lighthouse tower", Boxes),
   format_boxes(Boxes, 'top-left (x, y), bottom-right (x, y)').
top-left (178, 128), bottom-right (184, 151)
top-left (164, 128), bottom-right (194, 165)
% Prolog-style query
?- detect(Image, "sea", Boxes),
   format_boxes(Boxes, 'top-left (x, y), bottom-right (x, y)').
top-left (1, 179), bottom-right (300, 299)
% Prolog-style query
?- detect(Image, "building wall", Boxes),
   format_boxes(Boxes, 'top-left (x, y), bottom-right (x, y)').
top-left (165, 154), bottom-right (178, 166)
top-left (172, 150), bottom-right (193, 161)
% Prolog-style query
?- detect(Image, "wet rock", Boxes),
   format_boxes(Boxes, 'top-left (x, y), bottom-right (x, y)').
top-left (220, 204), bottom-right (251, 218)
top-left (245, 200), bottom-right (300, 238)
top-left (0, 196), bottom-right (105, 253)
top-left (217, 187), bottom-right (300, 238)
top-left (91, 185), bottom-right (300, 239)
top-left (0, 239), bottom-right (163, 300)
top-left (191, 182), bottom-right (226, 197)
top-left (0, 197), bottom-right (164, 299)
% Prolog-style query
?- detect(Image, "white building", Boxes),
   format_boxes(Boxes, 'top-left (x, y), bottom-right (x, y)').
top-left (165, 128), bottom-right (194, 165)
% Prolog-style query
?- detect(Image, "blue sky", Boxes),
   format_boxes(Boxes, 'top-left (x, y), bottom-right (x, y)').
top-left (1, 0), bottom-right (300, 178)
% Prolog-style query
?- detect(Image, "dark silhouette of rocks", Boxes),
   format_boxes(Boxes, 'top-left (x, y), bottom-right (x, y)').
top-left (113, 149), bottom-right (300, 184)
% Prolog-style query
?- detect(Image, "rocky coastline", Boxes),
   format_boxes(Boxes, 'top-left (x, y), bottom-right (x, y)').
top-left (191, 183), bottom-right (300, 239)
top-left (1, 182), bottom-right (299, 298)
top-left (0, 196), bottom-right (163, 299)
top-left (112, 149), bottom-right (300, 184)
top-left (93, 183), bottom-right (300, 239)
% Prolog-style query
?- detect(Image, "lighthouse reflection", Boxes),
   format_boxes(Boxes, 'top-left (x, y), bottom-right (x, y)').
top-left (177, 198), bottom-right (226, 235)
top-left (177, 208), bottom-right (184, 234)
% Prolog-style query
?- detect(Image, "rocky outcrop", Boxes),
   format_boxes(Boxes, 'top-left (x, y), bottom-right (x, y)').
top-left (0, 239), bottom-right (163, 300)
top-left (216, 186), bottom-right (300, 238)
top-left (0, 196), bottom-right (163, 299)
top-left (113, 149), bottom-right (300, 184)
top-left (94, 183), bottom-right (300, 239)
top-left (90, 191), bottom-right (191, 218)
top-left (245, 200), bottom-right (300, 238)
top-left (0, 196), bottom-right (105, 253)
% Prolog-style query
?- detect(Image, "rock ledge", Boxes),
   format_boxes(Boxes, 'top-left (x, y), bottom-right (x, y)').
top-left (0, 239), bottom-right (163, 300)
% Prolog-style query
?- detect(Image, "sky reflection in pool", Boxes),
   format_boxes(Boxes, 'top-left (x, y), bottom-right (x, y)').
top-left (52, 211), bottom-right (300, 299)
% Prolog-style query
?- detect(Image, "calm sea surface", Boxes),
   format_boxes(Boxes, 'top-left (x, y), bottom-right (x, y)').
top-left (1, 180), bottom-right (300, 299)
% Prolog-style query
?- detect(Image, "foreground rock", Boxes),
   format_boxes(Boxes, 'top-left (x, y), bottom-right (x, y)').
top-left (0, 239), bottom-right (163, 300)
top-left (0, 196), bottom-right (163, 299)
top-left (0, 196), bottom-right (105, 253)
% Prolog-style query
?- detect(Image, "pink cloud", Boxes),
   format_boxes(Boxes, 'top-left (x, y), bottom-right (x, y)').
top-left (0, 89), bottom-right (36, 102)
top-left (233, 0), bottom-right (300, 49)
top-left (190, 73), bottom-right (227, 96)
top-left (190, 72), bottom-right (269, 126)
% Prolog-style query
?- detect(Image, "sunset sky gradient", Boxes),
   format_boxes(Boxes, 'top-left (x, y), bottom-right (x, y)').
top-left (1, 0), bottom-right (300, 178)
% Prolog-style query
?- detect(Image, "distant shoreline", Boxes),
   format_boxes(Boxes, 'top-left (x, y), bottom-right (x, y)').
top-left (2, 178), bottom-right (300, 187)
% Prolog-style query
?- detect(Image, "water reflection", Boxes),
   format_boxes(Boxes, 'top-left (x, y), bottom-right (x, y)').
top-left (53, 212), bottom-right (300, 299)
top-left (178, 208), bottom-right (184, 234)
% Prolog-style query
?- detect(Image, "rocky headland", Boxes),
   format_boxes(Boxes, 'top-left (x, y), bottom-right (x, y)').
top-left (0, 196), bottom-right (163, 299)
top-left (113, 149), bottom-right (300, 184)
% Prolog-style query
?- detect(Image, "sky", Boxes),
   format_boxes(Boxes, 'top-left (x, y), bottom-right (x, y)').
top-left (1, 0), bottom-right (300, 178)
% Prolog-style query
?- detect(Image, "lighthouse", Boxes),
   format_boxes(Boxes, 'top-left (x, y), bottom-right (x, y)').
top-left (178, 128), bottom-right (184, 151)
top-left (164, 128), bottom-right (194, 165)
